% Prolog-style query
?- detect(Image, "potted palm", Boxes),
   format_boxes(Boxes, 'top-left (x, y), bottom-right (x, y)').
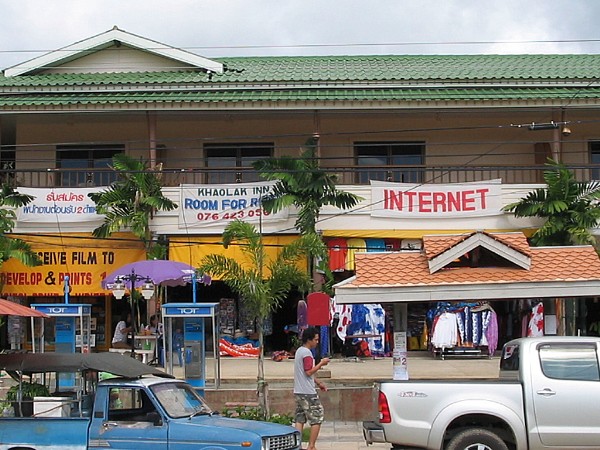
top-left (6, 381), bottom-right (50, 417)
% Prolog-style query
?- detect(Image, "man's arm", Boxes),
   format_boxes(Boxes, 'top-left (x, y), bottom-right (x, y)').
top-left (304, 356), bottom-right (330, 377)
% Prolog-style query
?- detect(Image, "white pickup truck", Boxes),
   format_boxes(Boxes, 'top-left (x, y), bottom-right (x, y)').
top-left (363, 336), bottom-right (600, 450)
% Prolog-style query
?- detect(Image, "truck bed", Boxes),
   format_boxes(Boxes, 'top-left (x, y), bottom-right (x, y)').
top-left (0, 417), bottom-right (90, 450)
top-left (375, 378), bottom-right (523, 449)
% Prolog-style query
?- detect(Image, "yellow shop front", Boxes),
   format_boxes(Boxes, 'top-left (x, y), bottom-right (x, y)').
top-left (0, 233), bottom-right (145, 351)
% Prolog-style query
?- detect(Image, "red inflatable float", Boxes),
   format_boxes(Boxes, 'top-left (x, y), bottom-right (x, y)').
top-left (219, 339), bottom-right (260, 357)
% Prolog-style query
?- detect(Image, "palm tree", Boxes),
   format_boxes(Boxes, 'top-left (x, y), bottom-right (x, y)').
top-left (253, 138), bottom-right (362, 291)
top-left (0, 184), bottom-right (41, 267)
top-left (88, 154), bottom-right (177, 258)
top-left (504, 159), bottom-right (600, 336)
top-left (197, 219), bottom-right (323, 417)
top-left (0, 184), bottom-right (42, 328)
top-left (253, 138), bottom-right (362, 235)
top-left (503, 159), bottom-right (600, 246)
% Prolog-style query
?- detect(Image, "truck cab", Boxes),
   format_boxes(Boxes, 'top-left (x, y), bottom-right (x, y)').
top-left (0, 352), bottom-right (301, 450)
top-left (501, 337), bottom-right (600, 448)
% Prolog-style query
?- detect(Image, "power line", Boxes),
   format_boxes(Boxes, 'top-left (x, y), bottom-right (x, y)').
top-left (3, 118), bottom-right (600, 154)
top-left (3, 38), bottom-right (600, 55)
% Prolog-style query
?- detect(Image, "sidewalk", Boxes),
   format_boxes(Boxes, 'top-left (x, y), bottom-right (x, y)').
top-left (175, 351), bottom-right (501, 386)
top-left (318, 421), bottom-right (388, 450)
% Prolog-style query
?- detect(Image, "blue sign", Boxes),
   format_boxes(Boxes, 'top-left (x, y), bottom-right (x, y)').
top-left (32, 304), bottom-right (91, 316)
top-left (162, 303), bottom-right (217, 318)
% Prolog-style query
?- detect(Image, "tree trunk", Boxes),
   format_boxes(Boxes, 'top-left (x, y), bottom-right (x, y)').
top-left (555, 298), bottom-right (565, 336)
top-left (256, 320), bottom-right (270, 418)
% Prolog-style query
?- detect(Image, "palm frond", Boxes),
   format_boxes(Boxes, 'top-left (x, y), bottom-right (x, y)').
top-left (0, 236), bottom-right (42, 266)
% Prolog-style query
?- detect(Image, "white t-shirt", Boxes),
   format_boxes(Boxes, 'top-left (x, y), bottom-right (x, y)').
top-left (146, 322), bottom-right (164, 337)
top-left (112, 320), bottom-right (129, 344)
top-left (294, 346), bottom-right (316, 395)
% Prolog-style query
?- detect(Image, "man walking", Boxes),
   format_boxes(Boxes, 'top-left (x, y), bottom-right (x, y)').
top-left (294, 326), bottom-right (330, 450)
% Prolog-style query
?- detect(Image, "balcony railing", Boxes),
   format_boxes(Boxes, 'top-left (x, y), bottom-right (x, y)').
top-left (3, 164), bottom-right (600, 188)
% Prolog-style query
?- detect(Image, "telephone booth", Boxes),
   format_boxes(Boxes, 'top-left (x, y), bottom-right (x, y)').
top-left (30, 303), bottom-right (92, 354)
top-left (162, 302), bottom-right (220, 391)
top-left (30, 303), bottom-right (92, 390)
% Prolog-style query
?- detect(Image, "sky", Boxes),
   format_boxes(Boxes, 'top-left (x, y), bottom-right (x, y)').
top-left (2, 0), bottom-right (600, 70)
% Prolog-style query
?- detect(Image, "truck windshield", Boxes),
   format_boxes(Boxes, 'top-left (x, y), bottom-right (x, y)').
top-left (150, 382), bottom-right (213, 418)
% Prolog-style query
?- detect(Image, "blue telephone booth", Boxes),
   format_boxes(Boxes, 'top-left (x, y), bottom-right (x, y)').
top-left (162, 302), bottom-right (219, 391)
top-left (31, 303), bottom-right (92, 390)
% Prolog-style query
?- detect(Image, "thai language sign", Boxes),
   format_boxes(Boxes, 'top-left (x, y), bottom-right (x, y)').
top-left (370, 180), bottom-right (502, 218)
top-left (178, 182), bottom-right (289, 228)
top-left (16, 187), bottom-right (104, 223)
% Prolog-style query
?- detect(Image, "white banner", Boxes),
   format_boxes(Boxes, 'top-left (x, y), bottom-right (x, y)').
top-left (371, 180), bottom-right (503, 218)
top-left (178, 181), bottom-right (289, 228)
top-left (393, 332), bottom-right (408, 380)
top-left (16, 187), bottom-right (103, 223)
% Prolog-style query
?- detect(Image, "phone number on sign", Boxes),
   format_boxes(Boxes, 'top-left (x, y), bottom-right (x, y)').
top-left (196, 208), bottom-right (270, 221)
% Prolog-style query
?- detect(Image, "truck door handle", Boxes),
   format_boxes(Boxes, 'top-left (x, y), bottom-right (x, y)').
top-left (103, 421), bottom-right (119, 429)
top-left (536, 388), bottom-right (556, 396)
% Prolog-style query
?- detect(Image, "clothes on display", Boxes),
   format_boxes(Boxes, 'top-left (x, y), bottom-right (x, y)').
top-left (345, 238), bottom-right (367, 271)
top-left (333, 301), bottom-right (387, 357)
top-left (527, 302), bottom-right (544, 337)
top-left (326, 237), bottom-right (402, 272)
top-left (365, 238), bottom-right (386, 252)
top-left (327, 238), bottom-right (347, 272)
top-left (428, 302), bottom-right (499, 357)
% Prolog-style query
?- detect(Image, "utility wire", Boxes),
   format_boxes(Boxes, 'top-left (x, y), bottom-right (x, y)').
top-left (3, 37), bottom-right (600, 54)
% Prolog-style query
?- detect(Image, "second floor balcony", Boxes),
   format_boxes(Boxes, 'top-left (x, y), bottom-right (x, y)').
top-left (6, 162), bottom-right (600, 189)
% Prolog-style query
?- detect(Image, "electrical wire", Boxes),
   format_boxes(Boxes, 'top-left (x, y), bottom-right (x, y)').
top-left (3, 37), bottom-right (600, 55)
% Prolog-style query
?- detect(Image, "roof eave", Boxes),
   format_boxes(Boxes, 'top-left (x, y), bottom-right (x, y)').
top-left (334, 280), bottom-right (600, 304)
top-left (4, 27), bottom-right (223, 77)
top-left (428, 232), bottom-right (531, 273)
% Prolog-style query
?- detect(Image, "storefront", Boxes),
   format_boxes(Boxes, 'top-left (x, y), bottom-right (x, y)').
top-left (0, 233), bottom-right (145, 351)
top-left (334, 231), bottom-right (600, 354)
top-left (169, 234), bottom-right (304, 350)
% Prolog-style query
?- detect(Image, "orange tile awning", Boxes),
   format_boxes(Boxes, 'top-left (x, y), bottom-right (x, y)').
top-left (334, 232), bottom-right (600, 304)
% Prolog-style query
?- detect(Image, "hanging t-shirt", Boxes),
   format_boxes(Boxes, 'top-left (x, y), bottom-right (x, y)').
top-left (384, 238), bottom-right (401, 251)
top-left (365, 238), bottom-right (386, 252)
top-left (345, 238), bottom-right (366, 271)
top-left (431, 312), bottom-right (458, 349)
top-left (327, 238), bottom-right (347, 272)
top-left (527, 302), bottom-right (544, 337)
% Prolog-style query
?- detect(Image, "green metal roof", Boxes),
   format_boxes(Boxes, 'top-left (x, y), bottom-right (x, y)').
top-left (2, 54), bottom-right (600, 107)
top-left (2, 87), bottom-right (600, 106)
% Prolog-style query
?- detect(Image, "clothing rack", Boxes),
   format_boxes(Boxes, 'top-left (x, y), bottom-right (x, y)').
top-left (428, 301), bottom-right (498, 360)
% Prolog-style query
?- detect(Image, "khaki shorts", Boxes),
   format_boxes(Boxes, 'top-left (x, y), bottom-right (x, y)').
top-left (294, 393), bottom-right (324, 426)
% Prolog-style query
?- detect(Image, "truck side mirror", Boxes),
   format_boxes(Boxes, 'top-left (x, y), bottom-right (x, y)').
top-left (147, 411), bottom-right (163, 426)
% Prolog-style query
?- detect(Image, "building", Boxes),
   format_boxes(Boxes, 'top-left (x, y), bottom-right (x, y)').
top-left (2, 27), bottom-right (600, 351)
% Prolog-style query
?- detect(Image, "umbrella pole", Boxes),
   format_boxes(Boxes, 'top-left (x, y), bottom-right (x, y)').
top-left (130, 289), bottom-right (137, 356)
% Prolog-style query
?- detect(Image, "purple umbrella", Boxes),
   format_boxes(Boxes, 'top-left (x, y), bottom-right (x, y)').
top-left (102, 260), bottom-right (207, 289)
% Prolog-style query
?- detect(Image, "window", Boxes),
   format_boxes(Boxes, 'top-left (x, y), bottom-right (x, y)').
top-left (355, 141), bottom-right (424, 184)
top-left (56, 144), bottom-right (123, 187)
top-left (151, 382), bottom-right (212, 418)
top-left (500, 343), bottom-right (520, 373)
top-left (590, 141), bottom-right (600, 179)
top-left (205, 143), bottom-right (273, 184)
top-left (107, 387), bottom-right (160, 422)
top-left (538, 344), bottom-right (600, 381)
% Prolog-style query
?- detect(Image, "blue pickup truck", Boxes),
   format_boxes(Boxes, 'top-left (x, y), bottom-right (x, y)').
top-left (0, 352), bottom-right (301, 450)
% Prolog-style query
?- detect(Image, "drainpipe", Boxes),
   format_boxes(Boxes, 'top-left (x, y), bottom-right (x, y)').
top-left (147, 111), bottom-right (157, 169)
top-left (313, 110), bottom-right (321, 159)
top-left (551, 109), bottom-right (563, 161)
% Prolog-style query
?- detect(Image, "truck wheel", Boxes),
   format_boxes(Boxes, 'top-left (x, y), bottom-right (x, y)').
top-left (446, 428), bottom-right (508, 450)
